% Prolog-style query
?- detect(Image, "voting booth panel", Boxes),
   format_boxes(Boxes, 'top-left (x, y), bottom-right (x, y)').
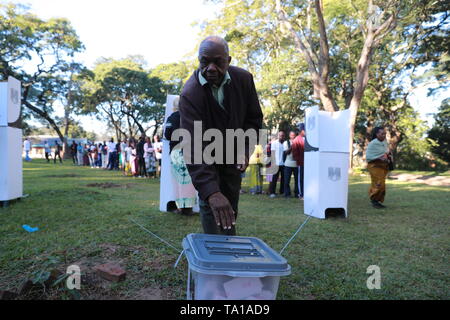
top-left (0, 77), bottom-right (23, 202)
top-left (304, 152), bottom-right (349, 219)
top-left (304, 106), bottom-right (350, 219)
top-left (305, 106), bottom-right (351, 153)
top-left (159, 95), bottom-right (199, 212)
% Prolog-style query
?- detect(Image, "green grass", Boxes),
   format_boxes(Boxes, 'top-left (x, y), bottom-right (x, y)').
top-left (0, 159), bottom-right (449, 300)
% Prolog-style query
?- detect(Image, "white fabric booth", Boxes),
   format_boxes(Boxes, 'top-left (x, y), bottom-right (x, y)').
top-left (159, 95), bottom-right (199, 212)
top-left (304, 105), bottom-right (351, 219)
top-left (0, 76), bottom-right (23, 204)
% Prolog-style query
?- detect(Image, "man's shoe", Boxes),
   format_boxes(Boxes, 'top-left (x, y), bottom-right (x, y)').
top-left (269, 194), bottom-right (276, 198)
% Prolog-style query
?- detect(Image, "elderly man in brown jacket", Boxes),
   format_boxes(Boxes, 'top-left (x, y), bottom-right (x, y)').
top-left (179, 36), bottom-right (263, 235)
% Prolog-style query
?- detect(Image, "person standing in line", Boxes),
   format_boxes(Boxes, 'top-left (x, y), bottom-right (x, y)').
top-left (144, 136), bottom-right (156, 178)
top-left (283, 131), bottom-right (299, 198)
top-left (54, 141), bottom-right (63, 164)
top-left (96, 143), bottom-right (102, 168)
top-left (88, 143), bottom-right (96, 168)
top-left (101, 141), bottom-right (108, 169)
top-left (366, 126), bottom-right (392, 209)
top-left (130, 139), bottom-right (138, 177)
top-left (292, 123), bottom-right (306, 200)
top-left (248, 144), bottom-right (264, 195)
top-left (115, 139), bottom-right (121, 170)
top-left (44, 140), bottom-right (51, 163)
top-left (83, 144), bottom-right (89, 166)
top-left (70, 141), bottom-right (78, 165)
top-left (77, 142), bottom-right (84, 166)
top-left (269, 131), bottom-right (286, 198)
top-left (153, 135), bottom-right (163, 178)
top-left (136, 136), bottom-right (147, 178)
top-left (124, 139), bottom-right (133, 176)
top-left (23, 137), bottom-right (31, 161)
top-left (120, 139), bottom-right (127, 170)
top-left (107, 138), bottom-right (118, 170)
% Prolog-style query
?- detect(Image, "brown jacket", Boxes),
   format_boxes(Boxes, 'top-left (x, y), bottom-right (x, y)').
top-left (179, 66), bottom-right (263, 200)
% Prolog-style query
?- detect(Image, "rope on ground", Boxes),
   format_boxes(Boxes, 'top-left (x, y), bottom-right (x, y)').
top-left (130, 218), bottom-right (182, 254)
top-left (279, 215), bottom-right (312, 256)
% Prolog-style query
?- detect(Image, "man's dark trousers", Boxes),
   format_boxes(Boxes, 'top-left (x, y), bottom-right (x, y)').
top-left (269, 165), bottom-right (284, 195)
top-left (199, 165), bottom-right (242, 236)
top-left (108, 151), bottom-right (118, 170)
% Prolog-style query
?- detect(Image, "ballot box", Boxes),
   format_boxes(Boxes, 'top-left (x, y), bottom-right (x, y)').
top-left (182, 233), bottom-right (291, 300)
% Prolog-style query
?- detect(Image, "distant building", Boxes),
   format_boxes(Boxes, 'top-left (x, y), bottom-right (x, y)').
top-left (24, 136), bottom-right (89, 159)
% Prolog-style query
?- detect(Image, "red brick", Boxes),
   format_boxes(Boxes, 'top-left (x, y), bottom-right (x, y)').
top-left (94, 263), bottom-right (126, 282)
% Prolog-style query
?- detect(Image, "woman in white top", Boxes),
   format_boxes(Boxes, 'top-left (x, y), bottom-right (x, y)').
top-left (283, 131), bottom-right (300, 198)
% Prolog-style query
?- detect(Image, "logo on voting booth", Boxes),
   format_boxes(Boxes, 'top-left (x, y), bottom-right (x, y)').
top-left (328, 167), bottom-right (341, 182)
top-left (307, 116), bottom-right (315, 131)
top-left (10, 88), bottom-right (19, 105)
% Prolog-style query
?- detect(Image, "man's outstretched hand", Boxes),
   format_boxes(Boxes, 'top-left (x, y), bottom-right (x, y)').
top-left (207, 192), bottom-right (236, 230)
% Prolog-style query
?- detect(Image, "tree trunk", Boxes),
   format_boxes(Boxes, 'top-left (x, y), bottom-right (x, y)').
top-left (23, 100), bottom-right (65, 144)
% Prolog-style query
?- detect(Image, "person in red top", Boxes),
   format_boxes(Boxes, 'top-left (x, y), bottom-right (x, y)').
top-left (291, 123), bottom-right (305, 200)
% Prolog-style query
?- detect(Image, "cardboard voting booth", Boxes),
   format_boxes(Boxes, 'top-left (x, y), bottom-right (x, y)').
top-left (304, 106), bottom-right (351, 219)
top-left (159, 95), bottom-right (199, 212)
top-left (0, 76), bottom-right (23, 203)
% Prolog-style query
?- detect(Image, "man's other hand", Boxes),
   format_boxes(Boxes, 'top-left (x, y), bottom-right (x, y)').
top-left (207, 192), bottom-right (236, 230)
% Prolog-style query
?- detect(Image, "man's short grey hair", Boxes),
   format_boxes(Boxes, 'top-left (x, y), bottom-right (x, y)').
top-left (199, 36), bottom-right (229, 55)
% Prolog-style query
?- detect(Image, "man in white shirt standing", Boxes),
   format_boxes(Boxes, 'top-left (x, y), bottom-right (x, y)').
top-left (107, 138), bottom-right (118, 170)
top-left (23, 137), bottom-right (31, 162)
top-left (269, 131), bottom-right (286, 198)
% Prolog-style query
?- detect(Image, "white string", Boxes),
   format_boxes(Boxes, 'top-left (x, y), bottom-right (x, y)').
top-left (130, 219), bottom-right (182, 253)
top-left (279, 215), bottom-right (312, 255)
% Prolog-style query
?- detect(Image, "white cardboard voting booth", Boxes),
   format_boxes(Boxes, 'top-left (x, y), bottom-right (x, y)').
top-left (159, 95), bottom-right (199, 212)
top-left (0, 76), bottom-right (23, 203)
top-left (304, 106), bottom-right (351, 219)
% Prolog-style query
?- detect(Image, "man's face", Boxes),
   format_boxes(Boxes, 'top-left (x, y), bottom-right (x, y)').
top-left (199, 41), bottom-right (231, 87)
top-left (278, 131), bottom-right (286, 141)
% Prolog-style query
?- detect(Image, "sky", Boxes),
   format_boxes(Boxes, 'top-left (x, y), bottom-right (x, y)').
top-left (6, 0), bottom-right (446, 135)
top-left (8, 0), bottom-right (220, 134)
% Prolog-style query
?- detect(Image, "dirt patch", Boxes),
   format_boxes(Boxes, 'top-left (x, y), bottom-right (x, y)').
top-left (13, 243), bottom-right (178, 300)
top-left (86, 183), bottom-right (136, 189)
top-left (389, 173), bottom-right (450, 187)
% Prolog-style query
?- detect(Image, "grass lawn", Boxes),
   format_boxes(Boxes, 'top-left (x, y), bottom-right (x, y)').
top-left (0, 159), bottom-right (449, 300)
